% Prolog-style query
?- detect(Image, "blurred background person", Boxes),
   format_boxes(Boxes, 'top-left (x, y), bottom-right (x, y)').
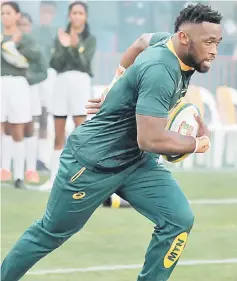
top-left (39, 1), bottom-right (96, 191)
top-left (19, 12), bottom-right (48, 183)
top-left (18, 12), bottom-right (32, 33)
top-left (0, 1), bottom-right (41, 188)
top-left (118, 1), bottom-right (152, 52)
top-left (31, 1), bottom-right (58, 171)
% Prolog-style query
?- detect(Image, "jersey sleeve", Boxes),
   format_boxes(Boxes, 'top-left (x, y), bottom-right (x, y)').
top-left (149, 32), bottom-right (171, 46)
top-left (26, 55), bottom-right (48, 85)
top-left (136, 63), bottom-right (176, 118)
top-left (17, 34), bottom-right (41, 61)
top-left (68, 35), bottom-right (96, 69)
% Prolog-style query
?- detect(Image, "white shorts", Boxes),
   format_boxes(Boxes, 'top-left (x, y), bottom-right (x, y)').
top-left (30, 84), bottom-right (42, 117)
top-left (50, 71), bottom-right (92, 116)
top-left (0, 76), bottom-right (32, 124)
top-left (39, 68), bottom-right (57, 109)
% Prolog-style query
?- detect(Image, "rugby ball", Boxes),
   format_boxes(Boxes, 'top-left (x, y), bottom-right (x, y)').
top-left (162, 101), bottom-right (201, 163)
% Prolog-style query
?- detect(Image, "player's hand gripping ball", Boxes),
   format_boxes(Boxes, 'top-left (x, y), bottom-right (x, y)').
top-left (162, 101), bottom-right (211, 163)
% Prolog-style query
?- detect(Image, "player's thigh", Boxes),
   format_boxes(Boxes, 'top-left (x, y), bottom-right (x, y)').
top-left (43, 146), bottom-right (124, 235)
top-left (68, 71), bottom-right (92, 116)
top-left (50, 73), bottom-right (68, 116)
top-left (6, 76), bottom-right (32, 124)
top-left (120, 158), bottom-right (194, 229)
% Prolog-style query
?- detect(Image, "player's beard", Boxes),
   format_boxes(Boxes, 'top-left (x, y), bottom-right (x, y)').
top-left (186, 41), bottom-right (209, 73)
top-left (192, 59), bottom-right (210, 73)
top-left (192, 60), bottom-right (208, 73)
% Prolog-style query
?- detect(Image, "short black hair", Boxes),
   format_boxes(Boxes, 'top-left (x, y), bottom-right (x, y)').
top-left (174, 3), bottom-right (223, 32)
top-left (21, 12), bottom-right (32, 23)
top-left (1, 1), bottom-right (20, 13)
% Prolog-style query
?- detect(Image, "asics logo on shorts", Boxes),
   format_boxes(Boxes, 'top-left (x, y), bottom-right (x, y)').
top-left (72, 192), bottom-right (86, 200)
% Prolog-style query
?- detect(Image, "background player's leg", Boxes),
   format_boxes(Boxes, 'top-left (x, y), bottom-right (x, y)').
top-left (0, 122), bottom-right (12, 181)
top-left (1, 147), bottom-right (125, 281)
top-left (37, 106), bottom-right (49, 170)
top-left (73, 115), bottom-right (86, 128)
top-left (24, 121), bottom-right (39, 183)
top-left (0, 77), bottom-right (12, 181)
top-left (40, 116), bottom-right (67, 191)
top-left (44, 72), bottom-right (68, 188)
top-left (39, 116), bottom-right (67, 191)
top-left (51, 116), bottom-right (66, 181)
top-left (37, 69), bottom-right (56, 170)
top-left (8, 76), bottom-right (32, 188)
top-left (119, 158), bottom-right (194, 281)
top-left (11, 123), bottom-right (26, 188)
top-left (25, 84), bottom-right (42, 180)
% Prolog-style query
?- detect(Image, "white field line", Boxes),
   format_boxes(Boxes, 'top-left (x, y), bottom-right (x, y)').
top-left (189, 198), bottom-right (237, 205)
top-left (27, 258), bottom-right (237, 276)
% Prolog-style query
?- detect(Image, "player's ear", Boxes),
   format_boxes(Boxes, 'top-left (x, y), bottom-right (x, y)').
top-left (178, 31), bottom-right (189, 45)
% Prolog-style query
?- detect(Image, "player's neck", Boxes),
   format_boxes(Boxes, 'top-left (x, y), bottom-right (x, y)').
top-left (4, 25), bottom-right (18, 36)
top-left (171, 36), bottom-right (191, 67)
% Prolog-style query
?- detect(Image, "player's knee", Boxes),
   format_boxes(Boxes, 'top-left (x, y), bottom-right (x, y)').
top-left (11, 131), bottom-right (24, 142)
top-left (35, 219), bottom-right (69, 249)
top-left (175, 209), bottom-right (195, 232)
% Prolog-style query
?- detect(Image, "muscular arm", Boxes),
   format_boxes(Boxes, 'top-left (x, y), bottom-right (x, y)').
top-left (136, 64), bottom-right (196, 155)
top-left (119, 32), bottom-right (170, 69)
top-left (119, 33), bottom-right (154, 69)
top-left (137, 115), bottom-right (196, 154)
top-left (105, 34), bottom-right (155, 97)
top-left (86, 33), bottom-right (162, 113)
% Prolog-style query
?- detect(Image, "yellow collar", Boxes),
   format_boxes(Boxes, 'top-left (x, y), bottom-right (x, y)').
top-left (166, 39), bottom-right (194, 71)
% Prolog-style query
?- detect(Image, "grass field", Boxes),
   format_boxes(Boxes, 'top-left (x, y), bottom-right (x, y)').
top-left (1, 171), bottom-right (237, 281)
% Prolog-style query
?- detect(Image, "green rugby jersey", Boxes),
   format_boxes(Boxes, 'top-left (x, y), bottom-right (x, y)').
top-left (32, 25), bottom-right (57, 68)
top-left (50, 33), bottom-right (96, 77)
top-left (26, 45), bottom-right (48, 85)
top-left (67, 33), bottom-right (195, 172)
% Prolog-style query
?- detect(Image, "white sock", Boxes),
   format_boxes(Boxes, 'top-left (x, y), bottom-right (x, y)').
top-left (50, 149), bottom-right (62, 182)
top-left (13, 141), bottom-right (25, 180)
top-left (25, 136), bottom-right (37, 171)
top-left (1, 135), bottom-right (12, 171)
top-left (38, 138), bottom-right (48, 164)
